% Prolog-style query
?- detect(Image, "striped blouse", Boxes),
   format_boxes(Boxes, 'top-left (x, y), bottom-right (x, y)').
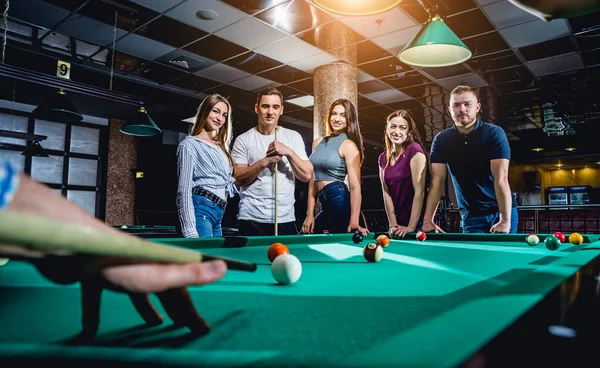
top-left (176, 136), bottom-right (237, 238)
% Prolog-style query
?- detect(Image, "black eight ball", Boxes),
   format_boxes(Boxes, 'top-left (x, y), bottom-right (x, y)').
top-left (352, 232), bottom-right (364, 244)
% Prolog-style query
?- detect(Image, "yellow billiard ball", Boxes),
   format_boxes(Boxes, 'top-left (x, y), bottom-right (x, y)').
top-left (568, 232), bottom-right (584, 245)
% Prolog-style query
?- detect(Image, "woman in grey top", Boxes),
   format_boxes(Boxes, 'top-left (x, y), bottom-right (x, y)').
top-left (177, 94), bottom-right (237, 238)
top-left (302, 98), bottom-right (369, 236)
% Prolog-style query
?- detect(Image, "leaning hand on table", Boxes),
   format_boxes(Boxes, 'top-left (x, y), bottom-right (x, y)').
top-left (302, 215), bottom-right (315, 234)
top-left (421, 221), bottom-right (445, 233)
top-left (490, 220), bottom-right (511, 234)
top-left (390, 225), bottom-right (414, 238)
top-left (347, 223), bottom-right (369, 236)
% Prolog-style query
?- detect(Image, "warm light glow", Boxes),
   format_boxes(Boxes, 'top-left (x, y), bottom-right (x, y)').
top-left (312, 0), bottom-right (403, 16)
top-left (565, 147), bottom-right (576, 151)
top-left (399, 44), bottom-right (471, 68)
top-left (398, 14), bottom-right (472, 68)
top-left (531, 147), bottom-right (544, 152)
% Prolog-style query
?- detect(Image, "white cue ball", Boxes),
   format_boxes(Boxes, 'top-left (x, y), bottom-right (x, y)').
top-left (271, 254), bottom-right (302, 285)
top-left (526, 234), bottom-right (539, 246)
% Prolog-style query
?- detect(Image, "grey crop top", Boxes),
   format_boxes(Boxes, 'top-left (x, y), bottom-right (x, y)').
top-left (309, 132), bottom-right (348, 182)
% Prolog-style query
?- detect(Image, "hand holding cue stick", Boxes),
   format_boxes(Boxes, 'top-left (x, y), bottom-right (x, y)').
top-left (0, 210), bottom-right (256, 272)
top-left (274, 126), bottom-right (278, 236)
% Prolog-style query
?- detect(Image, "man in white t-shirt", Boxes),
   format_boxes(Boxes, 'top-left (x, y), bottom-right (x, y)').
top-left (232, 87), bottom-right (313, 235)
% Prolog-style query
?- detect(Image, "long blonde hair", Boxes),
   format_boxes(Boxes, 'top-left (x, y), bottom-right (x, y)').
top-left (190, 94), bottom-right (235, 172)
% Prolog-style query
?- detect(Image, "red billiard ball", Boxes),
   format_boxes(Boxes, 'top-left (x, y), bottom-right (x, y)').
top-left (268, 243), bottom-right (289, 263)
top-left (376, 234), bottom-right (390, 248)
top-left (363, 242), bottom-right (383, 263)
top-left (416, 231), bottom-right (426, 241)
top-left (553, 232), bottom-right (566, 243)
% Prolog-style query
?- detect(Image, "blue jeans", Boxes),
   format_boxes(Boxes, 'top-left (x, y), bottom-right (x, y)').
top-left (192, 193), bottom-right (225, 238)
top-left (313, 181), bottom-right (351, 234)
top-left (461, 207), bottom-right (518, 234)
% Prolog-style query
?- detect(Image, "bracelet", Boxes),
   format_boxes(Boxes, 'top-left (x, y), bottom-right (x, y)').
top-left (0, 161), bottom-right (19, 211)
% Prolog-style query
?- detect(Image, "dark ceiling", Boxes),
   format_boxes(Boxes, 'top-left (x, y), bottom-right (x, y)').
top-left (3, 0), bottom-right (600, 175)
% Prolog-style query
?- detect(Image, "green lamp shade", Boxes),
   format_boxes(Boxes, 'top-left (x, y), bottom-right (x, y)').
top-left (313, 0), bottom-right (403, 16)
top-left (32, 89), bottom-right (83, 123)
top-left (21, 141), bottom-right (49, 157)
top-left (120, 106), bottom-right (162, 137)
top-left (398, 15), bottom-right (472, 68)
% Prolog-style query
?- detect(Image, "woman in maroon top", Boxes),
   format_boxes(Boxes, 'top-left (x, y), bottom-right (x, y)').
top-left (378, 110), bottom-right (429, 238)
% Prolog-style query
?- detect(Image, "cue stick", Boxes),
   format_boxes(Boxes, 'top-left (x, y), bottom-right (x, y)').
top-left (274, 126), bottom-right (278, 236)
top-left (0, 210), bottom-right (257, 272)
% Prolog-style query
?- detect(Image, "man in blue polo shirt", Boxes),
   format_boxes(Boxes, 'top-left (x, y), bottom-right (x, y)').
top-left (422, 85), bottom-right (518, 233)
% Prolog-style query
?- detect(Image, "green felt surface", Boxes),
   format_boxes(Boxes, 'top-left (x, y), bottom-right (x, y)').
top-left (1, 233), bottom-right (599, 367)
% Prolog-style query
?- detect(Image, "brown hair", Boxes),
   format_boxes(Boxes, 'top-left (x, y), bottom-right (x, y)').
top-left (327, 98), bottom-right (364, 164)
top-left (450, 85), bottom-right (479, 101)
top-left (383, 109), bottom-right (425, 170)
top-left (256, 86), bottom-right (284, 106)
top-left (190, 94), bottom-right (235, 173)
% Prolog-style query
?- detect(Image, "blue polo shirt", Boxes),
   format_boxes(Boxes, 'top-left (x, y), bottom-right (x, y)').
top-left (430, 119), bottom-right (512, 215)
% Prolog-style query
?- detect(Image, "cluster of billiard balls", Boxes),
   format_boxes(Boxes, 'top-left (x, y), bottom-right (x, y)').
top-left (267, 243), bottom-right (302, 285)
top-left (352, 231), bottom-right (428, 263)
top-left (525, 231), bottom-right (584, 250)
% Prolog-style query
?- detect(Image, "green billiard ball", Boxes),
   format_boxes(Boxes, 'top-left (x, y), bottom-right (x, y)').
top-left (544, 235), bottom-right (561, 251)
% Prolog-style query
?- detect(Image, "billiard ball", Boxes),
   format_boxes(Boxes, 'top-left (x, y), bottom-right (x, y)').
top-left (268, 243), bottom-right (289, 263)
top-left (526, 234), bottom-right (540, 246)
top-left (376, 234), bottom-right (390, 248)
top-left (544, 236), bottom-right (561, 251)
top-left (271, 254), bottom-right (302, 285)
top-left (416, 231), bottom-right (426, 241)
top-left (363, 242), bottom-right (383, 263)
top-left (352, 232), bottom-right (364, 244)
top-left (553, 232), bottom-right (566, 243)
top-left (569, 232), bottom-right (584, 245)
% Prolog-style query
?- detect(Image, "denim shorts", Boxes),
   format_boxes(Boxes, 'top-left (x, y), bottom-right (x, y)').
top-left (192, 193), bottom-right (225, 237)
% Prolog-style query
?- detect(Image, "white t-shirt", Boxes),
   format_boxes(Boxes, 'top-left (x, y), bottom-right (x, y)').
top-left (232, 126), bottom-right (308, 224)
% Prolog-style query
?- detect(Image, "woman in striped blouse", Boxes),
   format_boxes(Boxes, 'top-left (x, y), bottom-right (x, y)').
top-left (177, 94), bottom-right (238, 238)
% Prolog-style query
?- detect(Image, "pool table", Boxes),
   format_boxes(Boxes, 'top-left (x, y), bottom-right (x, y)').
top-left (1, 232), bottom-right (600, 367)
top-left (112, 225), bottom-right (180, 238)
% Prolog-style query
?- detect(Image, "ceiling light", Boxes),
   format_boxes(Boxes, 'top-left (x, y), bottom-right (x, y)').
top-left (565, 147), bottom-right (576, 151)
top-left (312, 0), bottom-right (403, 16)
top-left (398, 13), bottom-right (471, 68)
top-left (287, 95), bottom-right (314, 108)
top-left (531, 147), bottom-right (544, 152)
top-left (120, 106), bottom-right (162, 137)
top-left (32, 88), bottom-right (83, 123)
top-left (196, 10), bottom-right (218, 20)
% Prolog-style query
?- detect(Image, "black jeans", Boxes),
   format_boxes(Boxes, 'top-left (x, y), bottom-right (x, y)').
top-left (237, 219), bottom-right (298, 236)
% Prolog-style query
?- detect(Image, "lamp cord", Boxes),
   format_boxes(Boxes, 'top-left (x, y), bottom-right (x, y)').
top-left (109, 10), bottom-right (118, 91)
top-left (2, 0), bottom-right (9, 64)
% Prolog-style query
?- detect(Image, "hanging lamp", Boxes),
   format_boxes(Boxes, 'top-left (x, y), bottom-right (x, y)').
top-left (119, 106), bottom-right (162, 137)
top-left (21, 141), bottom-right (49, 157)
top-left (312, 0), bottom-right (403, 16)
top-left (32, 88), bottom-right (83, 123)
top-left (398, 12), bottom-right (472, 68)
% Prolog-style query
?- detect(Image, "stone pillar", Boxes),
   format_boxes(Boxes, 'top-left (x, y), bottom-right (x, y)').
top-left (312, 22), bottom-right (358, 140)
top-left (105, 118), bottom-right (137, 225)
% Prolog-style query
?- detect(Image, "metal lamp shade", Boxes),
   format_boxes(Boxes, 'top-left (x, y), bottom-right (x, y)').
top-left (32, 89), bottom-right (83, 123)
top-left (21, 141), bottom-right (49, 157)
top-left (120, 106), bottom-right (162, 137)
top-left (398, 15), bottom-right (472, 68)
